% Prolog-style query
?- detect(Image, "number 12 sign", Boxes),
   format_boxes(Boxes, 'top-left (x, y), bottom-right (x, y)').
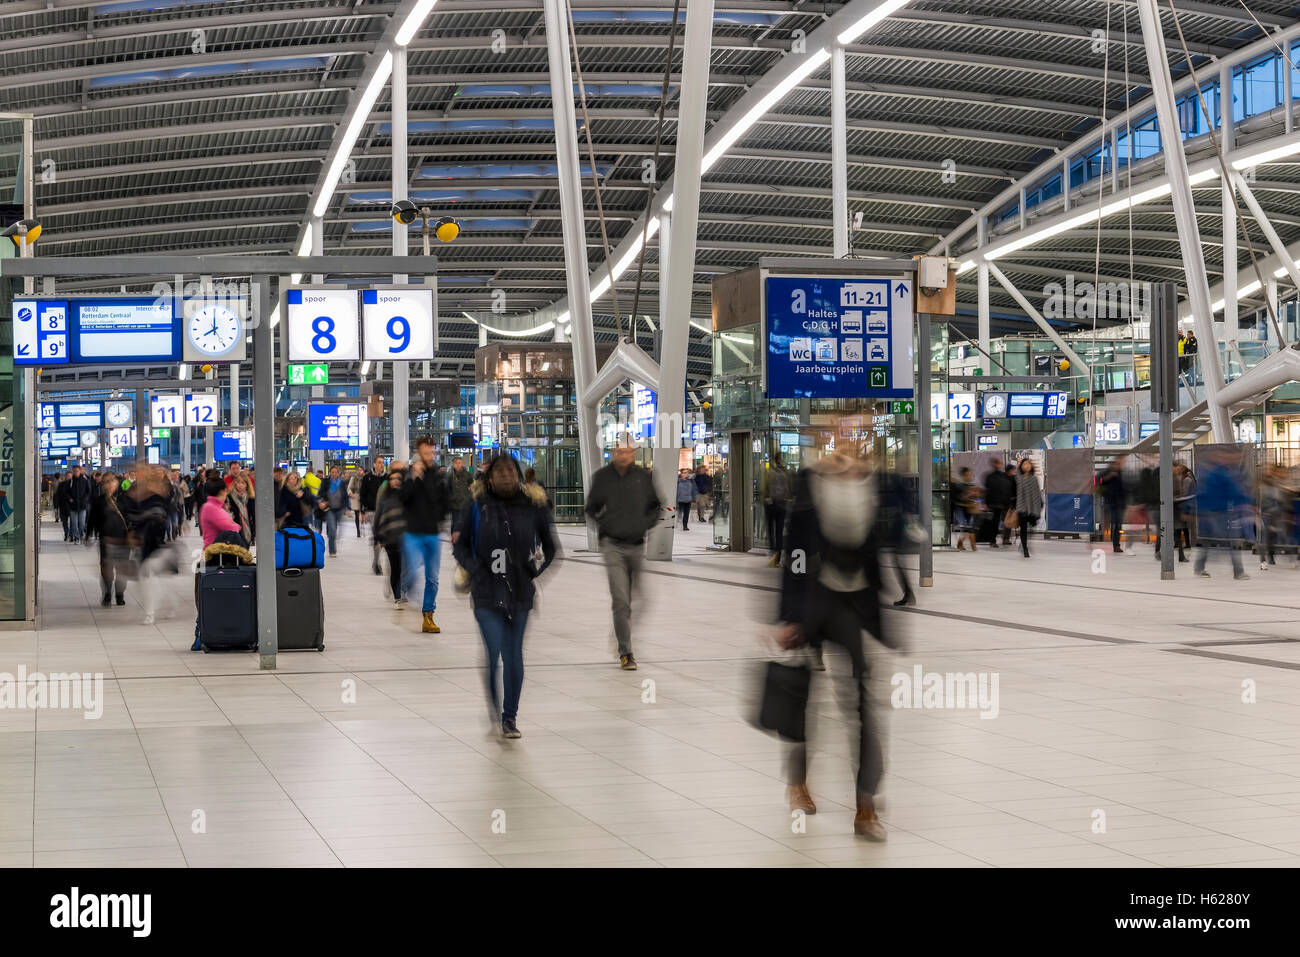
top-left (362, 287), bottom-right (435, 361)
top-left (286, 288), bottom-right (360, 362)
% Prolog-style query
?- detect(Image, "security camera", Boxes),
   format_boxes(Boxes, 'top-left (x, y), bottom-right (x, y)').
top-left (391, 200), bottom-right (418, 226)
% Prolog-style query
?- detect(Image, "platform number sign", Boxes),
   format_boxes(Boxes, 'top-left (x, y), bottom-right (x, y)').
top-left (185, 393), bottom-right (219, 426)
top-left (150, 395), bottom-right (184, 429)
top-left (286, 288), bottom-right (360, 362)
top-left (362, 287), bottom-right (436, 361)
top-left (12, 299), bottom-right (69, 366)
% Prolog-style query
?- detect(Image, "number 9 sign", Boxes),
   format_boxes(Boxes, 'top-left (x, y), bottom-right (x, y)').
top-left (362, 287), bottom-right (435, 361)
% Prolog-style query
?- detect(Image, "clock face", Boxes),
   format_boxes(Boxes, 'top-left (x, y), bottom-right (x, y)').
top-left (188, 305), bottom-right (241, 357)
top-left (983, 393), bottom-right (1007, 418)
top-left (105, 401), bottom-right (131, 427)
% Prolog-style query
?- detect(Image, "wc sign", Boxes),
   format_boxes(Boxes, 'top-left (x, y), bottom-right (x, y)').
top-left (789, 338), bottom-right (813, 361)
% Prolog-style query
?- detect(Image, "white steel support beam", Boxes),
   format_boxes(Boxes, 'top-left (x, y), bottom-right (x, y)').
top-left (647, 0), bottom-right (714, 561)
top-left (831, 44), bottom-right (849, 259)
top-left (1231, 171), bottom-right (1300, 340)
top-left (987, 263), bottom-right (1091, 377)
top-left (392, 45), bottom-right (410, 464)
top-left (1134, 0), bottom-right (1229, 441)
top-left (1221, 63), bottom-right (1238, 344)
top-left (659, 211), bottom-right (671, 343)
top-left (543, 0), bottom-right (601, 547)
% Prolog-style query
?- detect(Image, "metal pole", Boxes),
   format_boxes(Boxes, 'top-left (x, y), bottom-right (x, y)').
top-left (392, 45), bottom-right (410, 464)
top-left (543, 0), bottom-right (600, 548)
top-left (1159, 407), bottom-right (1174, 579)
top-left (230, 361), bottom-right (241, 429)
top-left (648, 0), bottom-right (713, 562)
top-left (1135, 0), bottom-right (1230, 441)
top-left (253, 274), bottom-right (278, 669)
top-left (918, 310), bottom-right (933, 587)
top-left (831, 44), bottom-right (848, 259)
top-left (134, 389), bottom-right (146, 465)
top-left (1221, 64), bottom-right (1238, 348)
top-left (976, 220), bottom-right (990, 364)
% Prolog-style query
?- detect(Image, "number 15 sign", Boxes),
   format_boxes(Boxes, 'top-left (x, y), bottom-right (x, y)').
top-left (286, 288), bottom-right (360, 362)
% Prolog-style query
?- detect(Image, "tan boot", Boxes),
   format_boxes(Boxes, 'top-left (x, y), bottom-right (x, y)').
top-left (786, 783), bottom-right (817, 814)
top-left (422, 612), bottom-right (440, 634)
top-left (853, 795), bottom-right (886, 842)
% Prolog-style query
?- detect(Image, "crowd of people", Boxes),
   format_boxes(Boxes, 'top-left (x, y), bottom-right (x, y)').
top-left (950, 457), bottom-right (1043, 557)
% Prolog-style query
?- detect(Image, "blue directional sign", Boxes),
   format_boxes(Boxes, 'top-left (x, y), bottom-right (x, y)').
top-left (765, 275), bottom-right (914, 399)
top-left (12, 299), bottom-right (69, 366)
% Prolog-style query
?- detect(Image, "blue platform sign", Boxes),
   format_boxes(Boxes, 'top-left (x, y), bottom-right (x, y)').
top-left (765, 275), bottom-right (914, 399)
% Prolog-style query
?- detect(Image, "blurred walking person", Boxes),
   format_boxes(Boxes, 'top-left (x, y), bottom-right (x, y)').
top-left (1194, 447), bottom-right (1249, 580)
top-left (676, 469), bottom-right (695, 531)
top-left (372, 463), bottom-right (408, 606)
top-left (89, 474), bottom-right (131, 606)
top-left (1097, 458), bottom-right (1127, 553)
top-left (777, 444), bottom-right (896, 841)
top-left (1015, 458), bottom-right (1043, 558)
top-left (361, 458), bottom-right (387, 573)
top-left (585, 436), bottom-right (661, 670)
top-left (693, 465), bottom-right (713, 524)
top-left (982, 458), bottom-right (1014, 549)
top-left (762, 454), bottom-right (794, 566)
top-left (453, 454), bottom-right (558, 739)
top-left (399, 436), bottom-right (450, 634)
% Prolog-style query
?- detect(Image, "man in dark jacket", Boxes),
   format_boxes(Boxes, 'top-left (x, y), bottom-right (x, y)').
top-left (361, 459), bottom-right (386, 575)
top-left (1098, 458), bottom-right (1127, 553)
top-left (983, 459), bottom-right (1015, 548)
top-left (398, 436), bottom-right (450, 634)
top-left (585, 438), bottom-right (661, 670)
top-left (66, 464), bottom-right (93, 543)
top-left (453, 454), bottom-right (558, 739)
top-left (445, 456), bottom-right (474, 537)
top-left (693, 465), bottom-right (713, 523)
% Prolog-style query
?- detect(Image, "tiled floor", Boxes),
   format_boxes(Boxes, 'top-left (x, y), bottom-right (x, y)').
top-left (5, 517), bottom-right (1300, 867)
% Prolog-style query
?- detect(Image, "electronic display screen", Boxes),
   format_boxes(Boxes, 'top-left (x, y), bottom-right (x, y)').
top-left (212, 430), bottom-right (252, 462)
top-left (308, 404), bottom-right (368, 450)
top-left (1007, 393), bottom-right (1047, 418)
top-left (54, 402), bottom-right (104, 429)
top-left (71, 298), bottom-right (179, 363)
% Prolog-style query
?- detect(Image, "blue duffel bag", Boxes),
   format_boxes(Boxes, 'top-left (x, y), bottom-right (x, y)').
top-left (274, 526), bottom-right (326, 569)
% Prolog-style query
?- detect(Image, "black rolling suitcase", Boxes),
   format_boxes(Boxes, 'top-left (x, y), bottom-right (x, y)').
top-left (975, 514), bottom-right (997, 544)
top-left (198, 564), bottom-right (258, 652)
top-left (276, 566), bottom-right (325, 651)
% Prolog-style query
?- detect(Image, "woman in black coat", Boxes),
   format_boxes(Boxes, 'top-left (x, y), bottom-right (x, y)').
top-left (452, 454), bottom-right (558, 740)
top-left (776, 448), bottom-right (897, 842)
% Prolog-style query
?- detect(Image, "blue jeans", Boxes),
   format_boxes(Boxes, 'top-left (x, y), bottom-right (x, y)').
top-left (324, 510), bottom-right (340, 555)
top-left (403, 532), bottom-right (441, 613)
top-left (475, 606), bottom-right (529, 721)
top-left (69, 509), bottom-right (87, 540)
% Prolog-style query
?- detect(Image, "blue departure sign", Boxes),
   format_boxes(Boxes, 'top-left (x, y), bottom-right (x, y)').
top-left (12, 300), bottom-right (69, 366)
top-left (765, 275), bottom-right (914, 399)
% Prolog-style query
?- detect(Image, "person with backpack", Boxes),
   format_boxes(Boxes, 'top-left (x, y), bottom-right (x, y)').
top-left (453, 454), bottom-right (558, 739)
top-left (372, 464), bottom-right (408, 606)
top-left (762, 454), bottom-right (794, 566)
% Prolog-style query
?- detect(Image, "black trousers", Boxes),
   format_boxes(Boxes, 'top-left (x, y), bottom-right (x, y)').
top-left (987, 506), bottom-right (1006, 545)
top-left (766, 502), bottom-right (786, 555)
top-left (678, 502), bottom-right (691, 530)
top-left (787, 589), bottom-right (883, 797)
top-left (1107, 504), bottom-right (1124, 550)
top-left (384, 543), bottom-right (404, 600)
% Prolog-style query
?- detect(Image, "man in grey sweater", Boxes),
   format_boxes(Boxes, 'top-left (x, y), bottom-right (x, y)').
top-left (584, 440), bottom-right (661, 670)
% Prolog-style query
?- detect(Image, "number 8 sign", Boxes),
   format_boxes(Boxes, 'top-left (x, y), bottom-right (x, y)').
top-left (286, 288), bottom-right (360, 362)
top-left (362, 287), bottom-right (435, 361)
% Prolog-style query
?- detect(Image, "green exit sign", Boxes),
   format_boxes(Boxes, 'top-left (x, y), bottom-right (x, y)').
top-left (890, 400), bottom-right (915, 415)
top-left (289, 363), bottom-right (329, 385)
top-left (154, 428), bottom-right (171, 438)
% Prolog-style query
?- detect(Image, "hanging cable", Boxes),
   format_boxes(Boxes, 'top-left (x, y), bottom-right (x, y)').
top-left (1166, 0), bottom-right (1285, 345)
top-left (565, 2), bottom-right (624, 338)
top-left (629, 0), bottom-right (683, 349)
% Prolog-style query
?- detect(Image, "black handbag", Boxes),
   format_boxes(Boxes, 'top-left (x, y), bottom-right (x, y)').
top-left (756, 660), bottom-right (811, 743)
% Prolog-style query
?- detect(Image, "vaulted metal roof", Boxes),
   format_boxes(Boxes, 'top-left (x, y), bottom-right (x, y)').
top-left (4, 0), bottom-right (1300, 379)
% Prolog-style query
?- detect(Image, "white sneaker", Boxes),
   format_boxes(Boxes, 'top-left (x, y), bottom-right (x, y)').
top-left (142, 614), bottom-right (155, 625)
top-left (1261, 562), bottom-right (1269, 570)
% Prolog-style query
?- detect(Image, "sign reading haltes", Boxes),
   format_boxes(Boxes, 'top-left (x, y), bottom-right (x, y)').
top-left (286, 288), bottom-right (359, 362)
top-left (765, 275), bottom-right (913, 399)
top-left (362, 287), bottom-right (435, 361)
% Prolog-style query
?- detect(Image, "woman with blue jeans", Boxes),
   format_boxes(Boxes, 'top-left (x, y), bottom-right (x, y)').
top-left (452, 454), bottom-right (558, 739)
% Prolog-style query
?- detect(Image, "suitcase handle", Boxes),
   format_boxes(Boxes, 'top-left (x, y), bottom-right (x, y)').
top-left (282, 566), bottom-right (303, 579)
